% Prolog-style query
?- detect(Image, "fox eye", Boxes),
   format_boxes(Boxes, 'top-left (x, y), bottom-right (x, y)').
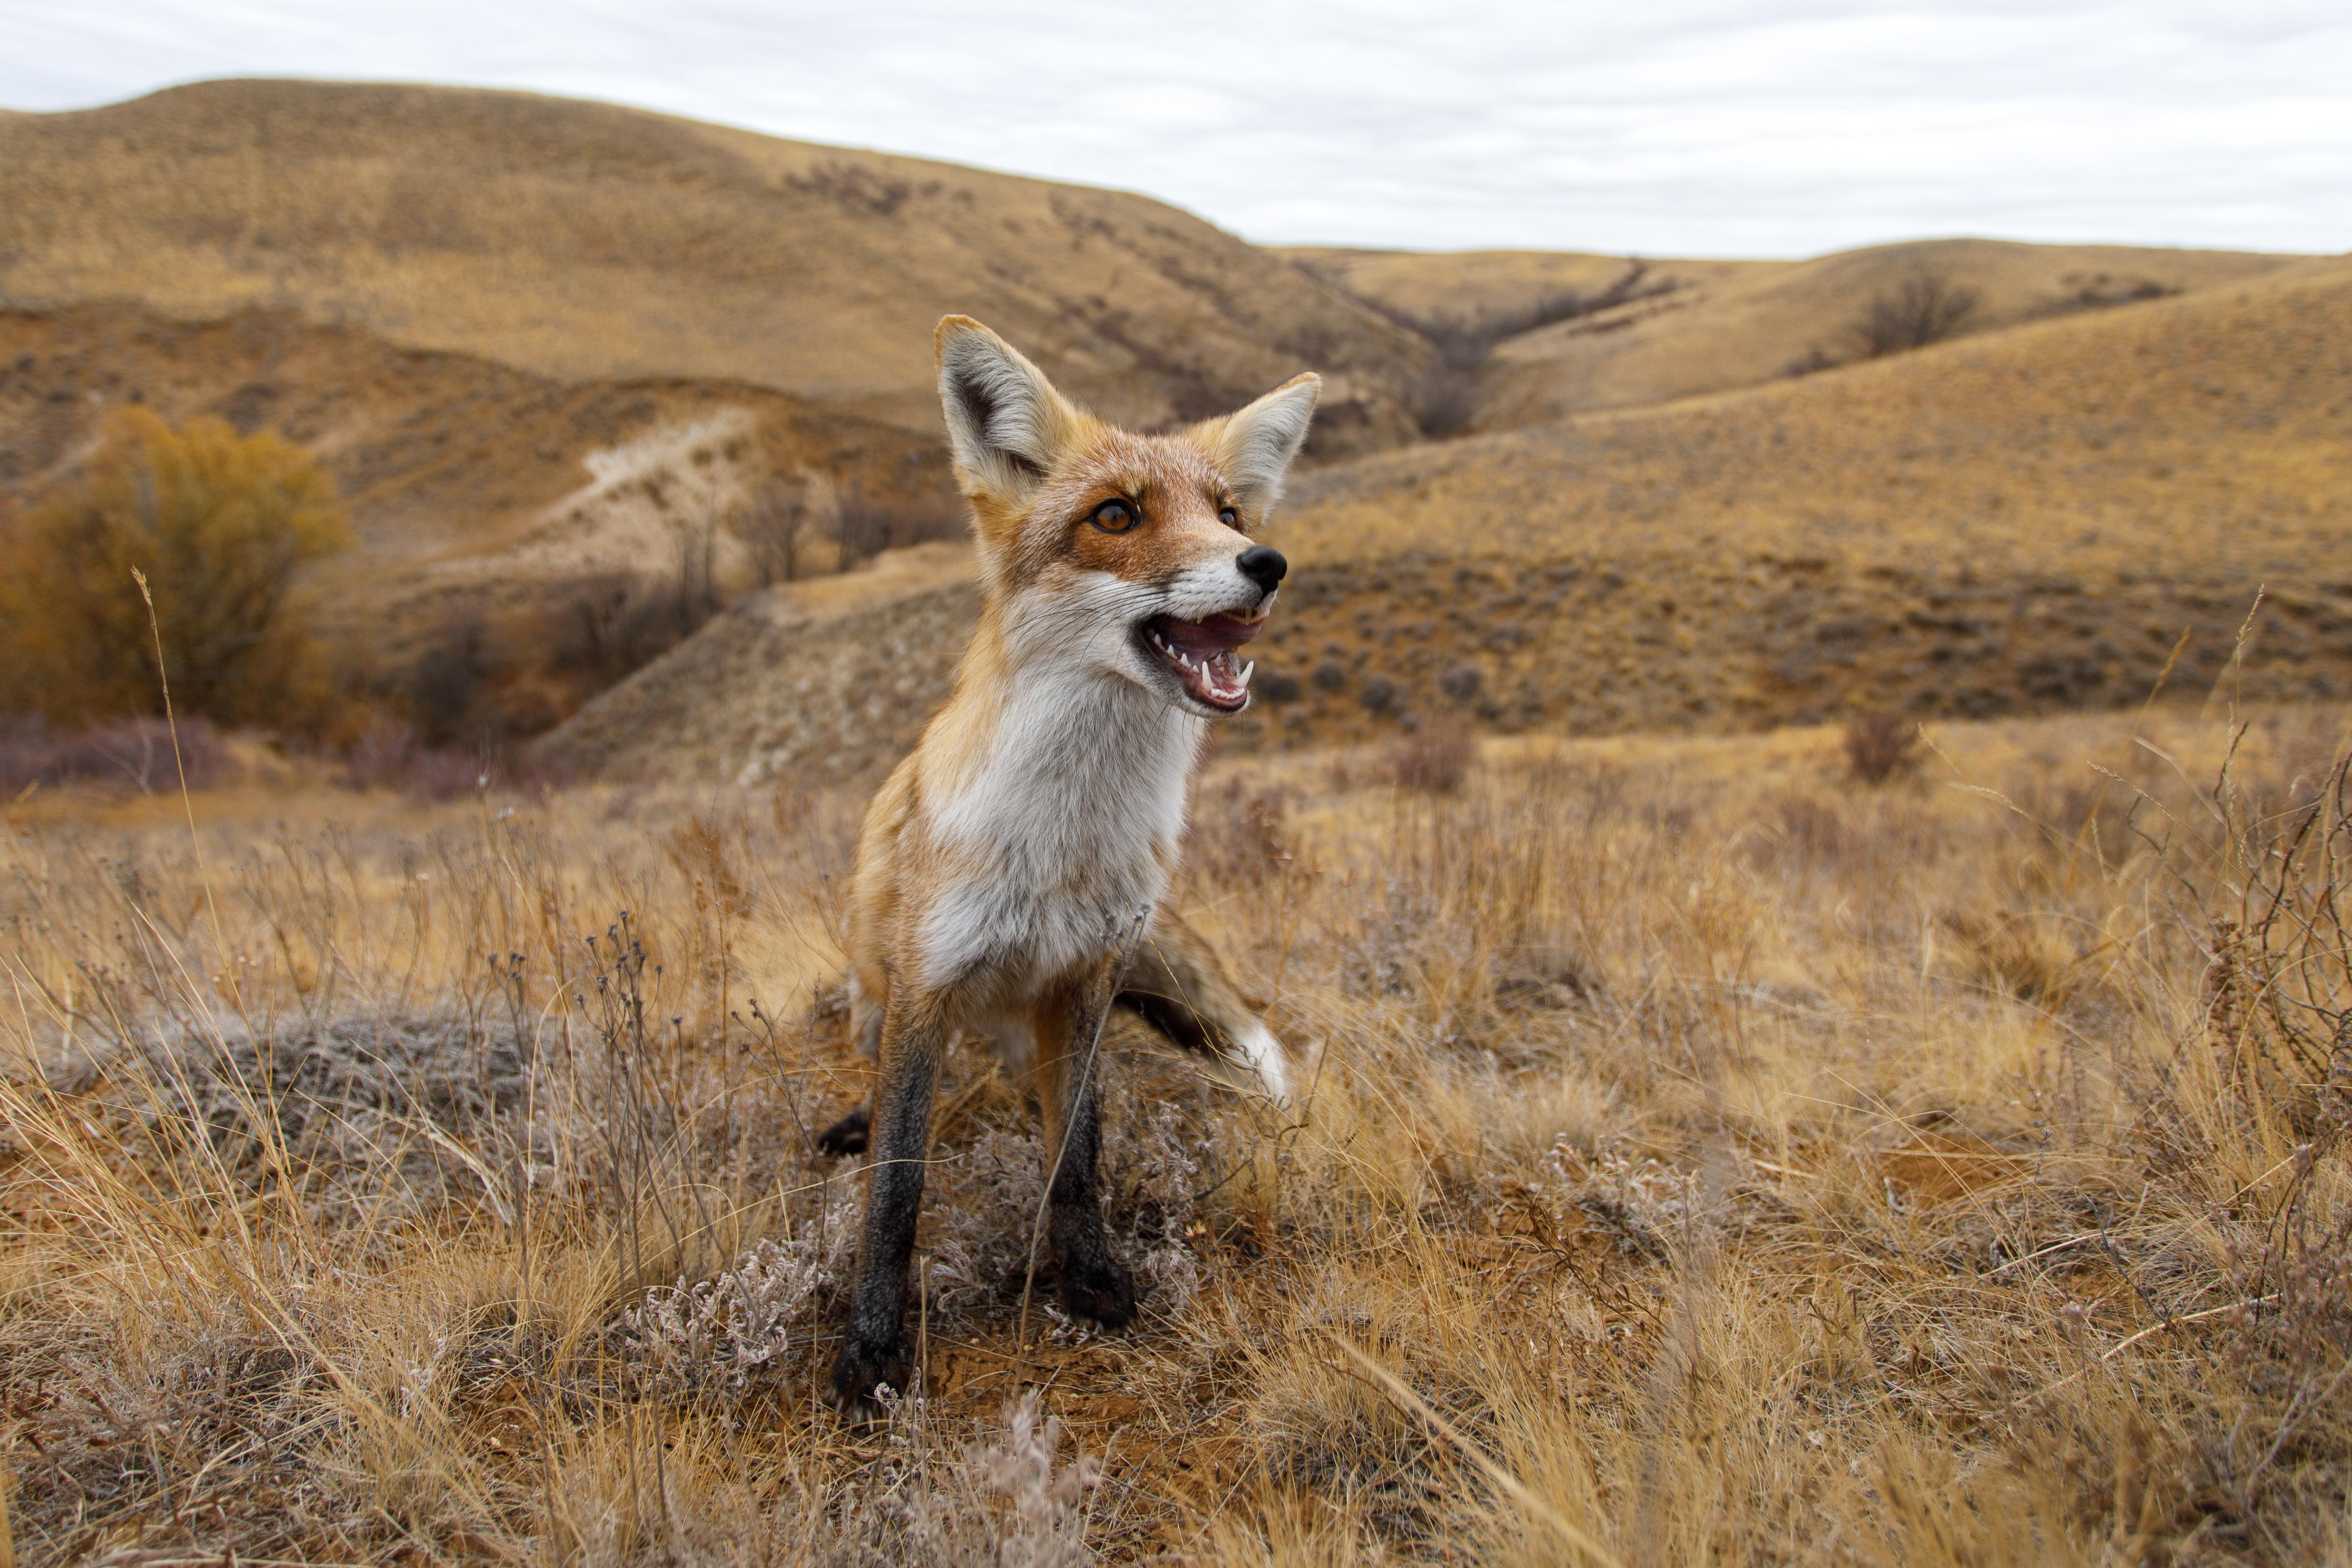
top-left (1218, 506), bottom-right (1240, 528)
top-left (1090, 499), bottom-right (1138, 533)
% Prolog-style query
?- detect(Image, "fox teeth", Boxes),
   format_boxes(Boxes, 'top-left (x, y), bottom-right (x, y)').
top-left (1238, 661), bottom-right (1254, 688)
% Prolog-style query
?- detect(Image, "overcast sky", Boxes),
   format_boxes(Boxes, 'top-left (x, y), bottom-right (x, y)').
top-left (6, 2), bottom-right (2347, 257)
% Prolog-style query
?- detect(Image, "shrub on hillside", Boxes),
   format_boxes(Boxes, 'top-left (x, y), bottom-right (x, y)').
top-left (734, 477), bottom-right (813, 586)
top-left (833, 483), bottom-right (964, 571)
top-left (0, 715), bottom-right (232, 796)
top-left (1394, 260), bottom-right (1677, 439)
top-left (1844, 710), bottom-right (1923, 784)
top-left (1391, 718), bottom-right (1476, 793)
top-left (0, 409), bottom-right (352, 733)
top-left (545, 573), bottom-right (718, 685)
top-left (1846, 270), bottom-right (1980, 358)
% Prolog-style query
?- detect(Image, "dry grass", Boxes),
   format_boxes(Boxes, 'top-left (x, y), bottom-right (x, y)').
top-left (0, 81), bottom-right (1424, 448)
top-left (1282, 239), bottom-right (2291, 429)
top-left (7, 698), bottom-right (2352, 1565)
top-left (1477, 238), bottom-right (2297, 426)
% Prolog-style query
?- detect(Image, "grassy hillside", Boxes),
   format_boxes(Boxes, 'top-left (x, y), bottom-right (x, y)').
top-left (0, 303), bottom-right (941, 654)
top-left (1481, 237), bottom-right (2304, 425)
top-left (1280, 245), bottom-right (1782, 334)
top-left (0, 80), bottom-right (1428, 453)
top-left (548, 253), bottom-right (2352, 782)
top-left (1289, 238), bottom-right (2297, 427)
top-left (6, 79), bottom-right (2338, 764)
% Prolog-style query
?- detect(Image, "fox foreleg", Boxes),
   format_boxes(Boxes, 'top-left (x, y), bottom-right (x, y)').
top-left (1028, 961), bottom-right (1136, 1329)
top-left (829, 991), bottom-right (946, 1410)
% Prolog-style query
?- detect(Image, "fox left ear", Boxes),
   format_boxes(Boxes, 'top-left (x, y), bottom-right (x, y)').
top-left (935, 316), bottom-right (1083, 504)
top-left (1208, 373), bottom-right (1321, 519)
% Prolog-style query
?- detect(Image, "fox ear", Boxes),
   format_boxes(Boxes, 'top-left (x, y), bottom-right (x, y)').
top-left (935, 316), bottom-right (1081, 502)
top-left (1209, 373), bottom-right (1320, 519)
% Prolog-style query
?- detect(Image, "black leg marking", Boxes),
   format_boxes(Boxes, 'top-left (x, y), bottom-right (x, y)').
top-left (1040, 971), bottom-right (1135, 1330)
top-left (829, 1007), bottom-right (942, 1411)
top-left (815, 1104), bottom-right (870, 1156)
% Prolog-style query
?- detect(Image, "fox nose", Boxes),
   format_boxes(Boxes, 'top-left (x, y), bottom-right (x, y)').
top-left (1236, 545), bottom-right (1287, 596)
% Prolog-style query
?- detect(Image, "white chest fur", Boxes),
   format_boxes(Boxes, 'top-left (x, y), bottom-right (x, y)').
top-left (916, 667), bottom-right (1203, 991)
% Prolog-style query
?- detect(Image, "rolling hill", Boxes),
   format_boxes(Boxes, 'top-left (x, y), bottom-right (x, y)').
top-left (546, 252), bottom-right (2352, 782)
top-left (0, 79), bottom-right (1427, 451)
top-left (1288, 238), bottom-right (2299, 427)
top-left (0, 78), bottom-right (1429, 693)
top-left (0, 302), bottom-right (945, 675)
top-left (5, 77), bottom-right (2341, 771)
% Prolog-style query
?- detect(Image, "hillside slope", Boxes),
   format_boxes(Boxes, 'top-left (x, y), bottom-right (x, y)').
top-left (0, 304), bottom-right (942, 659)
top-left (0, 80), bottom-right (1427, 454)
top-left (1279, 246), bottom-right (1781, 334)
top-left (546, 255), bottom-right (2352, 782)
top-left (1287, 239), bottom-right (2299, 427)
top-left (1480, 237), bottom-right (2301, 424)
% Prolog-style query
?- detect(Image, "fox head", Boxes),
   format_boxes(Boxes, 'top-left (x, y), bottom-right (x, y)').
top-left (934, 316), bottom-right (1319, 717)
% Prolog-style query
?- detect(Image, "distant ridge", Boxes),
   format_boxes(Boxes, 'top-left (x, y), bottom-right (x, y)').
top-left (0, 79), bottom-right (1429, 453)
top-left (1286, 238), bottom-right (2300, 428)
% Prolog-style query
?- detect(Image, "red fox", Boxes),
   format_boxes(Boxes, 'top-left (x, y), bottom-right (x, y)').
top-left (820, 316), bottom-right (1317, 1409)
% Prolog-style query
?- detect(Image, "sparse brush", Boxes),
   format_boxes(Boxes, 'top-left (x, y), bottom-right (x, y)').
top-left (1390, 718), bottom-right (1476, 794)
top-left (0, 713), bottom-right (234, 796)
top-left (1843, 709), bottom-right (1921, 784)
top-left (1846, 269), bottom-right (1981, 358)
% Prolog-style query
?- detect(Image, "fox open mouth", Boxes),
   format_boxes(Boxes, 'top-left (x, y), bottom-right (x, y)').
top-left (1142, 612), bottom-right (1262, 711)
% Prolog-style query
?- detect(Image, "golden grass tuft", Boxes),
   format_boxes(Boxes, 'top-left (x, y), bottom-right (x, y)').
top-left (5, 703), bottom-right (2352, 1563)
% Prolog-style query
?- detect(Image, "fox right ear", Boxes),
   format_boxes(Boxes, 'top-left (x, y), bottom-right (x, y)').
top-left (935, 317), bottom-right (1081, 502)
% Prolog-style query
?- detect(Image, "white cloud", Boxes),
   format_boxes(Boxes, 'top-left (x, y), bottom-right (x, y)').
top-left (2, 1), bottom-right (2346, 256)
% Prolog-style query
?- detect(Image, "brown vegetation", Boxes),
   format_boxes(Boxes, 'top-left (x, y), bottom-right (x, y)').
top-left (1390, 717), bottom-right (1478, 793)
top-left (6, 705), bottom-right (2351, 1563)
top-left (0, 408), bottom-right (351, 733)
top-left (1845, 269), bottom-right (1981, 359)
top-left (1843, 711), bottom-right (1923, 784)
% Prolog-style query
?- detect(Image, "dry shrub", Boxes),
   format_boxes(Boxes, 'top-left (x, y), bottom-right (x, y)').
top-left (1843, 709), bottom-right (1921, 783)
top-left (1391, 718), bottom-right (1476, 794)
top-left (2207, 755), bottom-right (2352, 1125)
top-left (0, 407), bottom-right (352, 733)
top-left (337, 716), bottom-right (567, 800)
top-left (735, 477), bottom-right (814, 586)
top-left (833, 483), bottom-right (965, 572)
top-left (0, 714), bottom-right (234, 796)
top-left (1846, 269), bottom-right (1981, 358)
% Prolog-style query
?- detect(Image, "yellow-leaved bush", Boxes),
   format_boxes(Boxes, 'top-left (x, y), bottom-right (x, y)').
top-left (0, 409), bottom-right (353, 733)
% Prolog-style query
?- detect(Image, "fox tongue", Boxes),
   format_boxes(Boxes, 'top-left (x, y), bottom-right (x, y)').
top-left (1146, 613), bottom-right (1259, 709)
top-left (1159, 612), bottom-right (1260, 658)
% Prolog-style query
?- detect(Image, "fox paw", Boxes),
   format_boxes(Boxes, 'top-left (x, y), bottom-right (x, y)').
top-left (815, 1106), bottom-right (870, 1156)
top-left (827, 1336), bottom-right (911, 1413)
top-left (1056, 1257), bottom-right (1136, 1330)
